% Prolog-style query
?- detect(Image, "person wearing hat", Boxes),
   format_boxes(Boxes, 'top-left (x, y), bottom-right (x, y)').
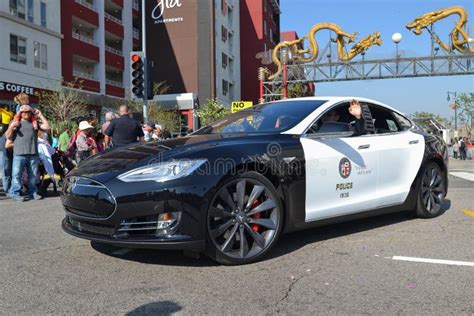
top-left (143, 121), bottom-right (155, 141)
top-left (75, 121), bottom-right (95, 163)
top-left (5, 104), bottom-right (50, 201)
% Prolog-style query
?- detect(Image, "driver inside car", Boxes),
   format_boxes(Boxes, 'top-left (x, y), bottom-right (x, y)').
top-left (320, 99), bottom-right (367, 136)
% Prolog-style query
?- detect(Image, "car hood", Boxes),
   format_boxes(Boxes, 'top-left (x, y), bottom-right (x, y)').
top-left (67, 133), bottom-right (277, 183)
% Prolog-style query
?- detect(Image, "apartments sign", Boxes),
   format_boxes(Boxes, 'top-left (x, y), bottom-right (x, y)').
top-left (151, 0), bottom-right (184, 24)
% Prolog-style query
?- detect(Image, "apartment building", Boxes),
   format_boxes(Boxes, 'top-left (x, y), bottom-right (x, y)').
top-left (215, 0), bottom-right (241, 106)
top-left (0, 0), bottom-right (62, 108)
top-left (240, 0), bottom-right (280, 103)
top-left (61, 0), bottom-right (141, 107)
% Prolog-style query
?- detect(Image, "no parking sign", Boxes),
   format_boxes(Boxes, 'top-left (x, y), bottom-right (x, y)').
top-left (231, 101), bottom-right (253, 113)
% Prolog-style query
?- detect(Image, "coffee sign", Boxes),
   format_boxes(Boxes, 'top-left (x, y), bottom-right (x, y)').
top-left (151, 0), bottom-right (184, 24)
top-left (0, 81), bottom-right (35, 95)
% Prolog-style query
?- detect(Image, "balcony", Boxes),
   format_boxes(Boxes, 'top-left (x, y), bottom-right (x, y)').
top-left (74, 0), bottom-right (97, 12)
top-left (105, 47), bottom-right (124, 70)
top-left (104, 12), bottom-right (122, 25)
top-left (73, 70), bottom-right (100, 93)
top-left (106, 80), bottom-right (125, 97)
top-left (72, 0), bottom-right (99, 25)
top-left (72, 32), bottom-right (97, 46)
top-left (71, 32), bottom-right (99, 61)
top-left (73, 70), bottom-right (96, 81)
top-left (105, 45), bottom-right (123, 56)
top-left (104, 12), bottom-right (124, 37)
top-left (106, 79), bottom-right (123, 88)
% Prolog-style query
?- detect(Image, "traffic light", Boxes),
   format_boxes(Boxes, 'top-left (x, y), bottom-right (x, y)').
top-left (130, 51), bottom-right (145, 99)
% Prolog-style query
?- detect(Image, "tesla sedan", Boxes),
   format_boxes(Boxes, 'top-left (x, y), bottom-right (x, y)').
top-left (61, 97), bottom-right (448, 264)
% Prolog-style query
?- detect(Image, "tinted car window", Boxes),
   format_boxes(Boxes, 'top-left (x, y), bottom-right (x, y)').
top-left (194, 100), bottom-right (327, 134)
top-left (392, 112), bottom-right (413, 131)
top-left (368, 104), bottom-right (402, 134)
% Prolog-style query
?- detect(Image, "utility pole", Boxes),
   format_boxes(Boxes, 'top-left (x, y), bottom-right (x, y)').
top-left (447, 91), bottom-right (457, 131)
top-left (141, 0), bottom-right (148, 121)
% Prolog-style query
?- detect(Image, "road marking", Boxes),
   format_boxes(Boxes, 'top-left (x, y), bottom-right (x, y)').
top-left (463, 210), bottom-right (474, 218)
top-left (112, 248), bottom-right (134, 256)
top-left (449, 172), bottom-right (474, 181)
top-left (391, 256), bottom-right (474, 267)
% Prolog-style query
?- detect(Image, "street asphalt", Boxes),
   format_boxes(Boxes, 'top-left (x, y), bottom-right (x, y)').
top-left (0, 159), bottom-right (472, 315)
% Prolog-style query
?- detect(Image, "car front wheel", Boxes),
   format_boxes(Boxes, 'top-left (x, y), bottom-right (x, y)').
top-left (206, 172), bottom-right (283, 265)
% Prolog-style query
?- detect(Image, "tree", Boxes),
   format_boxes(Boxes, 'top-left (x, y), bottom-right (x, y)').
top-left (153, 80), bottom-right (171, 96)
top-left (147, 104), bottom-right (181, 133)
top-left (35, 78), bottom-right (88, 126)
top-left (456, 93), bottom-right (474, 136)
top-left (196, 98), bottom-right (231, 127)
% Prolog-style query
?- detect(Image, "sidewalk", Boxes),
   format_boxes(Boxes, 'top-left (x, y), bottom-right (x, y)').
top-left (449, 158), bottom-right (474, 172)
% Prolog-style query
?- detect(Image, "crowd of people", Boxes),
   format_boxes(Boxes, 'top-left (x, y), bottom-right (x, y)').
top-left (0, 95), bottom-right (177, 202)
top-left (451, 137), bottom-right (472, 160)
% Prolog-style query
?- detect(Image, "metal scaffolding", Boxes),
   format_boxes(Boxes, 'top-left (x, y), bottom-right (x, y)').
top-left (262, 53), bottom-right (473, 101)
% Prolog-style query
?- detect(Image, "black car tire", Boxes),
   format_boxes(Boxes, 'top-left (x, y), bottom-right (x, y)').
top-left (415, 162), bottom-right (446, 218)
top-left (206, 171), bottom-right (284, 265)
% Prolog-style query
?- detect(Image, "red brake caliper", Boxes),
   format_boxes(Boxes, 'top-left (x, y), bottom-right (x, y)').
top-left (251, 199), bottom-right (261, 232)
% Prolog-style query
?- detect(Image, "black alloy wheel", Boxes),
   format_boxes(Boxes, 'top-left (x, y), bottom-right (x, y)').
top-left (206, 172), bottom-right (283, 264)
top-left (416, 162), bottom-right (446, 218)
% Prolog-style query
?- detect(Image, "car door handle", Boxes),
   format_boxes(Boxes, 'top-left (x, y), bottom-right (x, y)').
top-left (358, 144), bottom-right (370, 150)
top-left (409, 140), bottom-right (419, 145)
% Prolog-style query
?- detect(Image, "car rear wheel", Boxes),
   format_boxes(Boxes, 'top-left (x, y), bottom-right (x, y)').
top-left (415, 162), bottom-right (446, 218)
top-left (206, 172), bottom-right (283, 265)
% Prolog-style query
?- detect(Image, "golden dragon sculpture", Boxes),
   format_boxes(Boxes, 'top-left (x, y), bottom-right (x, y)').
top-left (406, 6), bottom-right (474, 54)
top-left (268, 22), bottom-right (382, 80)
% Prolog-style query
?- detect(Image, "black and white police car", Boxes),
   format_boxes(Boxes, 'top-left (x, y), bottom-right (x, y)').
top-left (62, 97), bottom-right (448, 264)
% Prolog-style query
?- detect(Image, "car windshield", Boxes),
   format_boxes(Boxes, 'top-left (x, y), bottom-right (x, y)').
top-left (194, 100), bottom-right (327, 134)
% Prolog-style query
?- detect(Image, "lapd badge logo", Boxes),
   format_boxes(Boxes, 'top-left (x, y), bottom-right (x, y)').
top-left (339, 158), bottom-right (351, 179)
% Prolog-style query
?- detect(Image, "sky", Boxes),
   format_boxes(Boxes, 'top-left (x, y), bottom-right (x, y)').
top-left (279, 0), bottom-right (474, 118)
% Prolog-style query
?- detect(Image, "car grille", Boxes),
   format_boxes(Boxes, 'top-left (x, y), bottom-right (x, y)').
top-left (62, 177), bottom-right (116, 219)
top-left (68, 217), bottom-right (115, 237)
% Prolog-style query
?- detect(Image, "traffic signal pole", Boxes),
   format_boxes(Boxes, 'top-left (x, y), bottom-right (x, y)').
top-left (141, 0), bottom-right (148, 121)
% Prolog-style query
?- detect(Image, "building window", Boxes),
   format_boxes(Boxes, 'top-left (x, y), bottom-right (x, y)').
top-left (264, 20), bottom-right (267, 36)
top-left (263, 0), bottom-right (267, 13)
top-left (222, 79), bottom-right (229, 96)
top-left (270, 28), bottom-right (274, 44)
top-left (10, 34), bottom-right (27, 64)
top-left (10, 0), bottom-right (27, 20)
top-left (40, 1), bottom-right (46, 27)
top-left (27, 0), bottom-right (34, 22)
top-left (222, 52), bottom-right (228, 69)
top-left (34, 41), bottom-right (47, 69)
top-left (221, 25), bottom-right (228, 43)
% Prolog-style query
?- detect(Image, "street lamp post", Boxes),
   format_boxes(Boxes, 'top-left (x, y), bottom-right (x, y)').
top-left (392, 33), bottom-right (402, 75)
top-left (447, 91), bottom-right (458, 131)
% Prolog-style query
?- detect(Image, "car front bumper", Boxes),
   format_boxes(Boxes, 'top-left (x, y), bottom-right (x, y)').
top-left (61, 175), bottom-right (215, 252)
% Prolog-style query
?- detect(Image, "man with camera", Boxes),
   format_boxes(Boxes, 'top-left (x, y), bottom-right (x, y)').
top-left (5, 95), bottom-right (50, 202)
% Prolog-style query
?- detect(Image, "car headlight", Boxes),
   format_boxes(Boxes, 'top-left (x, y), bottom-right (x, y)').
top-left (117, 159), bottom-right (207, 183)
